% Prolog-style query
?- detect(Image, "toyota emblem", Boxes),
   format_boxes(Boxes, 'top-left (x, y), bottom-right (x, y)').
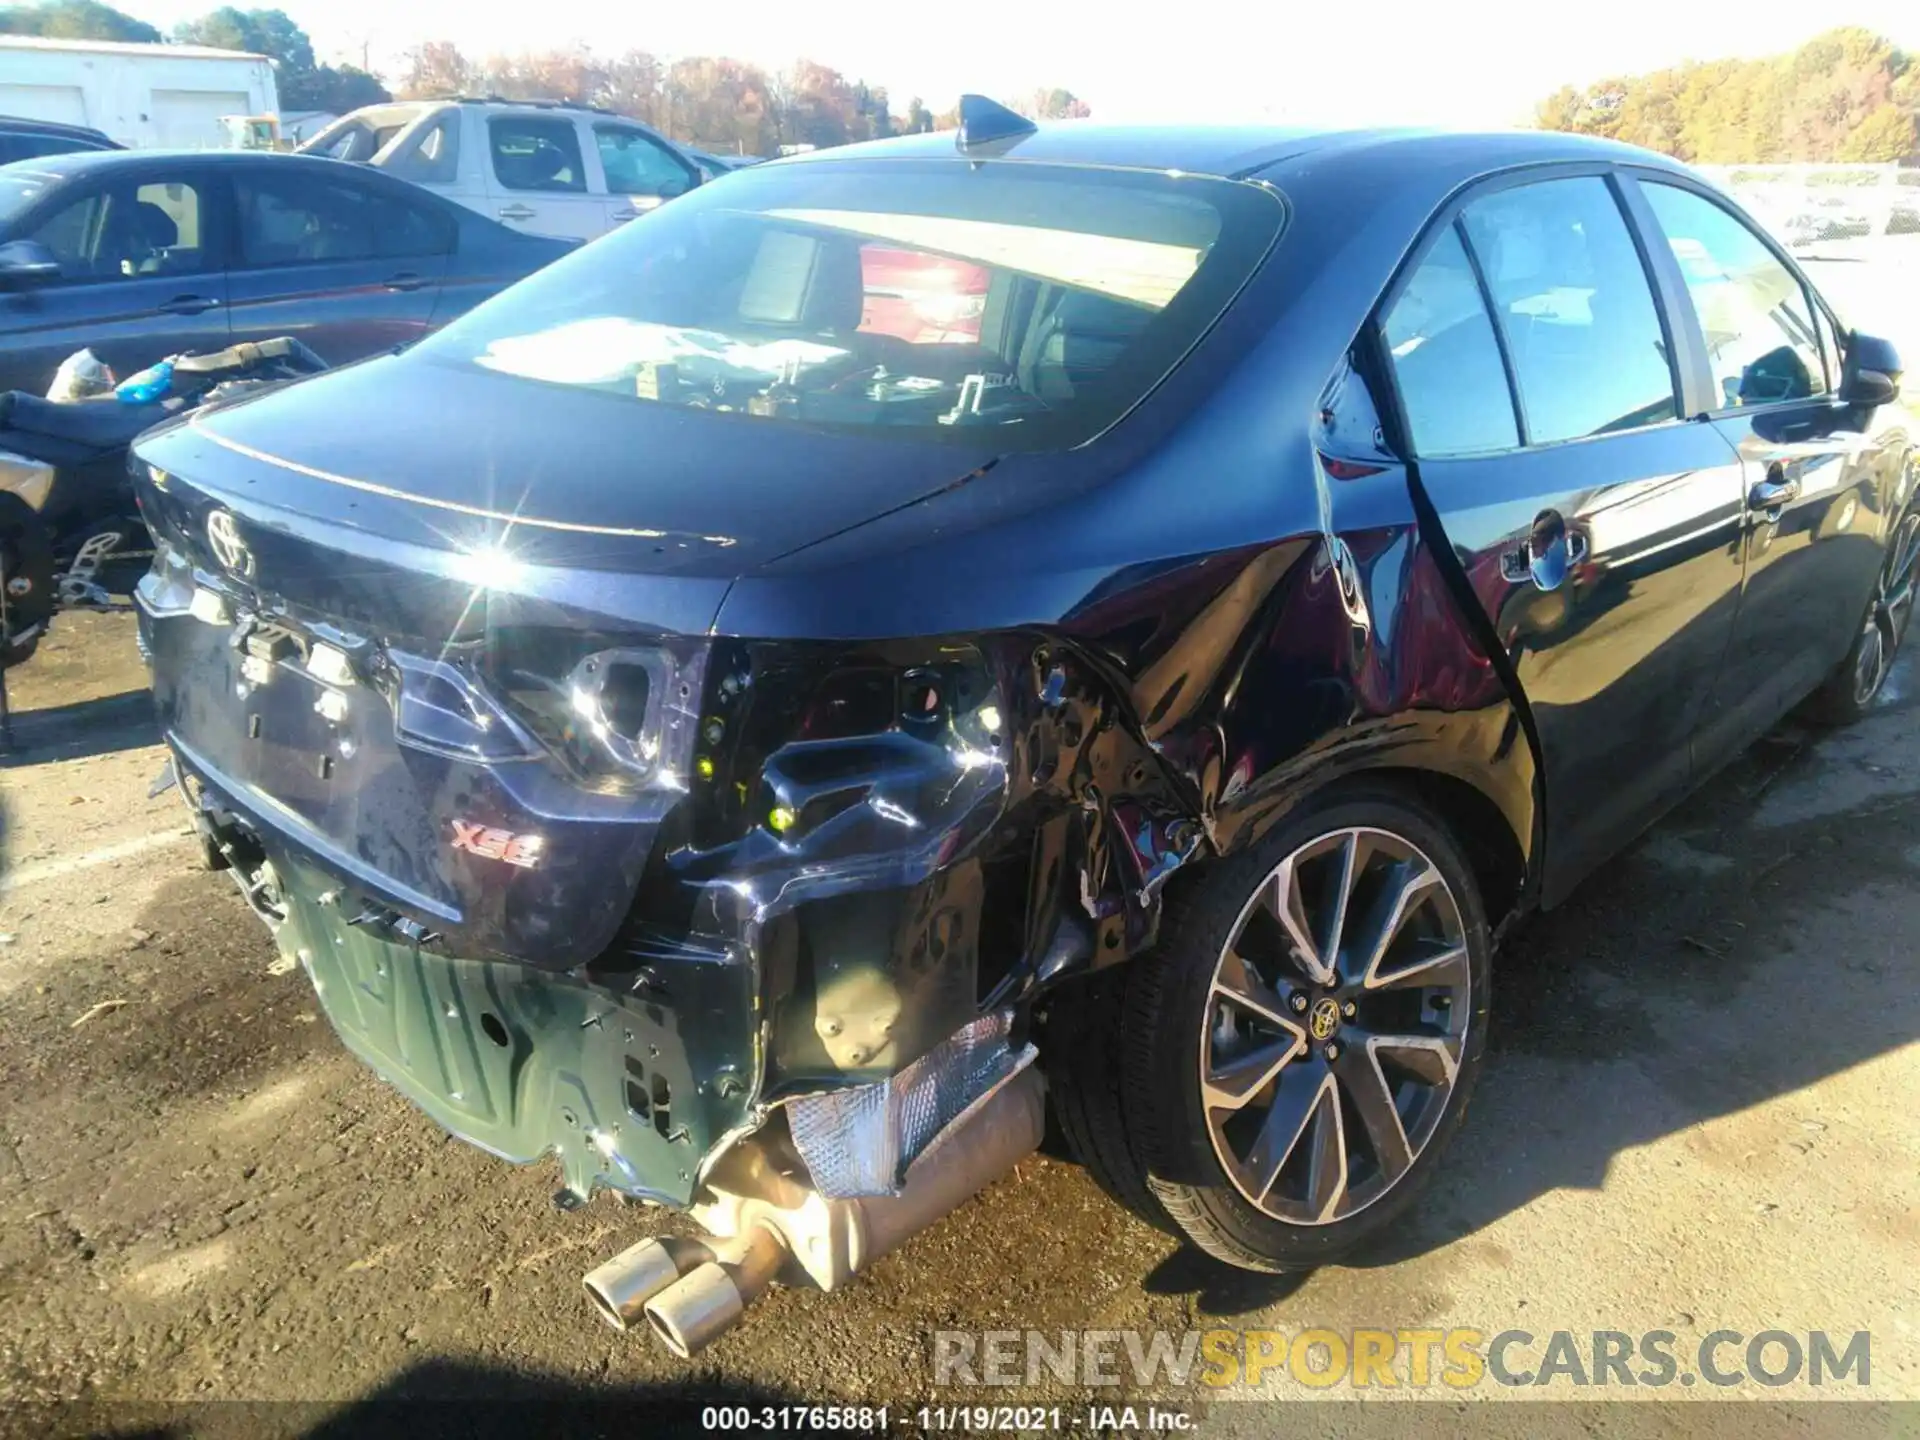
top-left (205, 509), bottom-right (254, 578)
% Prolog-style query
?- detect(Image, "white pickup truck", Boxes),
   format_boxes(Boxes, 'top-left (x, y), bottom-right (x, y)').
top-left (298, 98), bottom-right (713, 243)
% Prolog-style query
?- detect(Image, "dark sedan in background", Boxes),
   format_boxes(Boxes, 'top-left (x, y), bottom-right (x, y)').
top-left (0, 149), bottom-right (575, 396)
top-left (0, 116), bottom-right (121, 166)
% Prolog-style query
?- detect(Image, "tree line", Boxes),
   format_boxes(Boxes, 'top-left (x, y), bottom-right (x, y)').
top-left (0, 0), bottom-right (1092, 155)
top-left (1535, 27), bottom-right (1918, 165)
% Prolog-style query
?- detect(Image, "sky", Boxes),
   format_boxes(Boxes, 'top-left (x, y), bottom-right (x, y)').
top-left (129, 0), bottom-right (1920, 130)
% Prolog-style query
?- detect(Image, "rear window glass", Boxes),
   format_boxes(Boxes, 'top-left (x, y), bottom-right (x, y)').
top-left (415, 158), bottom-right (1284, 450)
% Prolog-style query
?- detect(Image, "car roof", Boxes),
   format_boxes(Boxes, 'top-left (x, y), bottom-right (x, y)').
top-left (0, 114), bottom-right (116, 144)
top-left (3, 149), bottom-right (386, 178)
top-left (786, 123), bottom-right (1695, 185)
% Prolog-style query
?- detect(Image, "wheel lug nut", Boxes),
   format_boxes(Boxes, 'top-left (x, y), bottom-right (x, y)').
top-left (1323, 1041), bottom-right (1341, 1061)
top-left (1342, 1001), bottom-right (1356, 1019)
top-left (1290, 992), bottom-right (1310, 1013)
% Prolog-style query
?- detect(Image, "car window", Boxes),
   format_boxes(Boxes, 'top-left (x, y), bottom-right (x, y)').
top-left (1458, 177), bottom-right (1677, 444)
top-left (308, 121), bottom-right (378, 163)
top-left (387, 113), bottom-right (460, 186)
top-left (1382, 225), bottom-right (1520, 457)
top-left (1639, 183), bottom-right (1829, 409)
top-left (24, 178), bottom-right (210, 281)
top-left (237, 172), bottom-right (451, 265)
top-left (416, 156), bottom-right (1284, 453)
top-left (593, 125), bottom-right (694, 199)
top-left (856, 244), bottom-right (990, 345)
top-left (490, 117), bottom-right (587, 194)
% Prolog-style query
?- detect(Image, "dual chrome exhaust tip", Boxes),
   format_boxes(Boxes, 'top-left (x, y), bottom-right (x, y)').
top-left (583, 1228), bottom-right (788, 1359)
top-left (582, 1066), bottom-right (1045, 1357)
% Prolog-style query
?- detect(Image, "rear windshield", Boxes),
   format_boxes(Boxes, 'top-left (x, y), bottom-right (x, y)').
top-left (416, 157), bottom-right (1284, 450)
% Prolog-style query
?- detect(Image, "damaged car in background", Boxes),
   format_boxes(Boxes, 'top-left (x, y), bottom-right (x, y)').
top-left (130, 97), bottom-right (1915, 1355)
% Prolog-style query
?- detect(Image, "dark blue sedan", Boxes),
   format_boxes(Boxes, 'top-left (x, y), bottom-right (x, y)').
top-left (129, 103), bottom-right (1916, 1345)
top-left (0, 149), bottom-right (575, 395)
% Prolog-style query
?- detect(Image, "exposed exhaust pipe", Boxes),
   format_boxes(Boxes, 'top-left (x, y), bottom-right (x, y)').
top-left (585, 1067), bottom-right (1045, 1357)
top-left (643, 1225), bottom-right (790, 1358)
top-left (583, 1234), bottom-right (717, 1331)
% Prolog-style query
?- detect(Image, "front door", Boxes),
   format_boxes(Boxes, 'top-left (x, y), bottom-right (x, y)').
top-left (1630, 177), bottom-right (1903, 756)
top-left (1380, 172), bottom-right (1747, 902)
top-left (481, 114), bottom-right (606, 242)
top-left (0, 171), bottom-right (228, 395)
top-left (223, 167), bottom-right (449, 363)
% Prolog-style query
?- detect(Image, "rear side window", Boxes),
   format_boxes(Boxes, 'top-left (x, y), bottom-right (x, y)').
top-left (237, 173), bottom-right (451, 265)
top-left (1459, 177), bottom-right (1677, 443)
top-left (490, 117), bottom-right (587, 194)
top-left (1639, 183), bottom-right (1829, 408)
top-left (1383, 226), bottom-right (1519, 456)
top-left (388, 113), bottom-right (460, 186)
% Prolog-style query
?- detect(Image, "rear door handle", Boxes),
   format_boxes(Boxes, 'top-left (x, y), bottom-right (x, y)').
top-left (497, 204), bottom-right (537, 222)
top-left (384, 272), bottom-right (428, 292)
top-left (158, 294), bottom-right (220, 315)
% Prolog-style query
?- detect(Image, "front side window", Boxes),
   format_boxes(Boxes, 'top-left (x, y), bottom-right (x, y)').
top-left (593, 126), bottom-right (695, 199)
top-left (1382, 226), bottom-right (1519, 457)
top-left (237, 173), bottom-right (449, 265)
top-left (415, 158), bottom-right (1284, 453)
top-left (1459, 177), bottom-right (1677, 444)
top-left (1640, 182), bottom-right (1828, 408)
top-left (490, 117), bottom-right (587, 194)
top-left (25, 178), bottom-right (208, 281)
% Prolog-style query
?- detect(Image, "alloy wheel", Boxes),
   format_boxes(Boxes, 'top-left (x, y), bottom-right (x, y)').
top-left (1854, 510), bottom-right (1920, 707)
top-left (1199, 826), bottom-right (1471, 1226)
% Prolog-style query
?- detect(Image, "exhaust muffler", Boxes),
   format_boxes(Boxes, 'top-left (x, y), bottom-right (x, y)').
top-left (584, 1067), bottom-right (1045, 1356)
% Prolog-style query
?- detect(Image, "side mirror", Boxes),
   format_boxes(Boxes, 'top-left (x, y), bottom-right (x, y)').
top-left (1840, 330), bottom-right (1902, 407)
top-left (0, 239), bottom-right (62, 290)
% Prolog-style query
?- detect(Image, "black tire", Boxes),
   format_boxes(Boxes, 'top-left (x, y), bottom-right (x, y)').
top-left (1803, 506), bottom-right (1919, 727)
top-left (1120, 786), bottom-right (1491, 1272)
top-left (1044, 964), bottom-right (1171, 1232)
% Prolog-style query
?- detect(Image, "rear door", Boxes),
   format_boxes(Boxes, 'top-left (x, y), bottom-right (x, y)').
top-left (1377, 170), bottom-right (1747, 902)
top-left (0, 167), bottom-right (228, 395)
top-left (224, 165), bottom-right (450, 362)
top-left (480, 114), bottom-right (605, 242)
top-left (1627, 176), bottom-right (1900, 756)
top-left (590, 122), bottom-right (700, 231)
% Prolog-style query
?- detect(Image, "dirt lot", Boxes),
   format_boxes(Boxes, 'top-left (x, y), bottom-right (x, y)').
top-left (0, 594), bottom-right (1915, 1437)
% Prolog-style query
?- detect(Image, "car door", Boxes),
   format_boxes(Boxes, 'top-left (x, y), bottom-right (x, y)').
top-left (1627, 176), bottom-right (1900, 757)
top-left (1377, 171), bottom-right (1748, 903)
top-left (480, 114), bottom-right (605, 242)
top-left (0, 169), bottom-right (228, 395)
top-left (590, 122), bottom-right (700, 231)
top-left (223, 165), bottom-right (450, 363)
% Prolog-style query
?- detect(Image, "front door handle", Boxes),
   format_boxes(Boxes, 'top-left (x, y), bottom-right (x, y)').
top-left (158, 294), bottom-right (220, 315)
top-left (1749, 467), bottom-right (1801, 517)
top-left (497, 204), bottom-right (537, 222)
top-left (383, 272), bottom-right (428, 292)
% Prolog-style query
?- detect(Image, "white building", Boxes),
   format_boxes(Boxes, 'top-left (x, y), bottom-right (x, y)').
top-left (0, 35), bottom-right (280, 149)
